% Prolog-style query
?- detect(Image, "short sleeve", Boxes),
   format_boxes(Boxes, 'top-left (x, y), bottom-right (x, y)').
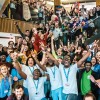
top-left (71, 63), bottom-right (78, 72)
top-left (22, 64), bottom-right (28, 74)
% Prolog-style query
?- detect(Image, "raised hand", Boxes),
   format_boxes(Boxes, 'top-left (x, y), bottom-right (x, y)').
top-left (31, 51), bottom-right (36, 58)
top-left (13, 77), bottom-right (18, 81)
top-left (12, 52), bottom-right (18, 62)
top-left (93, 40), bottom-right (99, 48)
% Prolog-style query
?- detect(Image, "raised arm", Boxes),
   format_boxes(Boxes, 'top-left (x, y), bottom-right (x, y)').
top-left (32, 53), bottom-right (47, 71)
top-left (40, 52), bottom-right (46, 65)
top-left (12, 61), bottom-right (27, 80)
top-left (77, 50), bottom-right (91, 67)
top-left (46, 51), bottom-right (59, 67)
top-left (12, 52), bottom-right (27, 79)
top-left (14, 22), bottom-right (25, 38)
top-left (51, 35), bottom-right (58, 59)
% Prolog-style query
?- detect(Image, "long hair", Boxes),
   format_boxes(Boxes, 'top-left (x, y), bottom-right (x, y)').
top-left (26, 56), bottom-right (36, 66)
top-left (0, 64), bottom-right (9, 81)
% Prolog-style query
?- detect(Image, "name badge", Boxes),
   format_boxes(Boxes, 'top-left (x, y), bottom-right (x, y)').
top-left (4, 90), bottom-right (8, 93)
top-left (65, 83), bottom-right (70, 86)
top-left (87, 75), bottom-right (90, 79)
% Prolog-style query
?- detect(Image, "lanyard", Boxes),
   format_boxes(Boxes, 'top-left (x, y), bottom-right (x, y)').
top-left (63, 67), bottom-right (70, 82)
top-left (28, 66), bottom-right (34, 75)
top-left (33, 79), bottom-right (39, 94)
top-left (4, 77), bottom-right (9, 90)
top-left (50, 66), bottom-right (56, 79)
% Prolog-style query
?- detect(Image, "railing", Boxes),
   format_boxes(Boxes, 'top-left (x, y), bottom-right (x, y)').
top-left (0, 17), bottom-right (35, 33)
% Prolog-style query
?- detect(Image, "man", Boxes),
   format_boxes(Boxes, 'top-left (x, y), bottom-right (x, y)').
top-left (14, 22), bottom-right (32, 40)
top-left (37, 46), bottom-right (91, 100)
top-left (59, 51), bottom-right (91, 100)
top-left (7, 85), bottom-right (29, 100)
top-left (80, 61), bottom-right (99, 99)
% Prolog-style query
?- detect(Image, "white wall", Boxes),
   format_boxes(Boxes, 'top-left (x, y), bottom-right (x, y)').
top-left (0, 32), bottom-right (21, 46)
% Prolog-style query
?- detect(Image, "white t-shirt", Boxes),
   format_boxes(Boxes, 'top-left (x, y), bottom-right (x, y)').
top-left (59, 64), bottom-right (78, 95)
top-left (22, 64), bottom-right (43, 88)
top-left (53, 28), bottom-right (62, 40)
top-left (46, 65), bottom-right (63, 90)
top-left (27, 76), bottom-right (47, 100)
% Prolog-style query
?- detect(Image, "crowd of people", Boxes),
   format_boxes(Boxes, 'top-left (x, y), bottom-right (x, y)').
top-left (0, 0), bottom-right (100, 100)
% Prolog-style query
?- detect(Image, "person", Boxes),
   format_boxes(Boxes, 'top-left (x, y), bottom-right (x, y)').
top-left (53, 22), bottom-right (62, 49)
top-left (0, 51), bottom-right (13, 73)
top-left (80, 61), bottom-right (99, 99)
top-left (14, 22), bottom-right (33, 40)
top-left (7, 85), bottom-right (29, 100)
top-left (12, 60), bottom-right (47, 100)
top-left (83, 93), bottom-right (96, 100)
top-left (36, 50), bottom-right (63, 100)
top-left (11, 51), bottom-right (43, 94)
top-left (80, 5), bottom-right (86, 13)
top-left (0, 64), bottom-right (12, 100)
top-left (10, 0), bottom-right (16, 19)
top-left (59, 50), bottom-right (91, 100)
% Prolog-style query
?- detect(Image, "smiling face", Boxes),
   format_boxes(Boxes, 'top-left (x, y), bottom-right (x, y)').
top-left (57, 48), bottom-right (62, 56)
top-left (47, 58), bottom-right (54, 66)
top-left (28, 58), bottom-right (34, 67)
top-left (14, 88), bottom-right (24, 100)
top-left (33, 69), bottom-right (41, 80)
top-left (63, 56), bottom-right (71, 68)
top-left (85, 62), bottom-right (92, 72)
top-left (91, 57), bottom-right (97, 66)
top-left (0, 65), bottom-right (8, 77)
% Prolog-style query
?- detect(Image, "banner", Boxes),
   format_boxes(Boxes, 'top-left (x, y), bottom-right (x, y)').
top-left (23, 2), bottom-right (31, 21)
top-left (0, 0), bottom-right (10, 16)
top-left (0, 0), bottom-right (5, 10)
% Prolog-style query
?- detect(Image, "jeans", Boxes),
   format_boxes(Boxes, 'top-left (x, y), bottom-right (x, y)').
top-left (77, 93), bottom-right (82, 100)
top-left (51, 87), bottom-right (63, 100)
top-left (98, 95), bottom-right (100, 100)
top-left (63, 93), bottom-right (78, 100)
top-left (44, 81), bottom-right (51, 98)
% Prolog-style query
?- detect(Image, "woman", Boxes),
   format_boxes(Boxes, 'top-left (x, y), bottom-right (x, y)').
top-left (0, 64), bottom-right (12, 100)
top-left (12, 51), bottom-right (43, 95)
